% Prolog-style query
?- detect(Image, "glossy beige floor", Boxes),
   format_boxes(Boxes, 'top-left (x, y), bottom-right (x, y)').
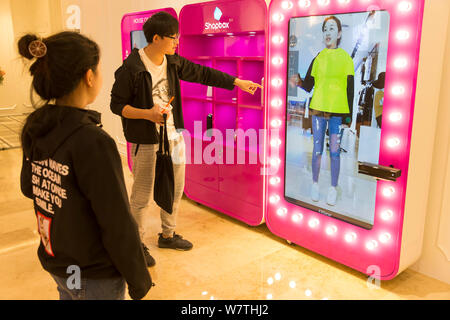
top-left (1, 148), bottom-right (449, 300)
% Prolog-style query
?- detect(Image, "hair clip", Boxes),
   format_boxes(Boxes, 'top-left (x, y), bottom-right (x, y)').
top-left (28, 40), bottom-right (47, 58)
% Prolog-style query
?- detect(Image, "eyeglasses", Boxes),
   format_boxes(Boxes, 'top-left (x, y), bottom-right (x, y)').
top-left (165, 35), bottom-right (180, 41)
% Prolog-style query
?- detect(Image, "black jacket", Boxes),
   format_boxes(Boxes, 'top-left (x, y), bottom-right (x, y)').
top-left (110, 49), bottom-right (236, 144)
top-left (20, 105), bottom-right (152, 300)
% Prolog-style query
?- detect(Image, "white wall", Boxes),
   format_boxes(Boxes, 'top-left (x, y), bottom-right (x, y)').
top-left (59, 0), bottom-right (271, 154)
top-left (0, 0), bottom-right (30, 114)
top-left (0, 0), bottom-right (62, 115)
top-left (410, 0), bottom-right (450, 284)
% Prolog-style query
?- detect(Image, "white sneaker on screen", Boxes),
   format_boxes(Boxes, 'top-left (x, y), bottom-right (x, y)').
top-left (327, 187), bottom-right (338, 206)
top-left (311, 183), bottom-right (320, 202)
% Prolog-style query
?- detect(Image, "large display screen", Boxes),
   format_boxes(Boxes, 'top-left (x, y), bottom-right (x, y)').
top-left (284, 11), bottom-right (390, 229)
top-left (131, 30), bottom-right (148, 50)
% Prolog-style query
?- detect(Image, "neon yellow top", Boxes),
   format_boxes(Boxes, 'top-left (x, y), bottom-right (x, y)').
top-left (310, 48), bottom-right (355, 114)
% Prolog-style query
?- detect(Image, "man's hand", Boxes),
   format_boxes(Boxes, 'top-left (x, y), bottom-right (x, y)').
top-left (234, 78), bottom-right (263, 95)
top-left (144, 105), bottom-right (170, 125)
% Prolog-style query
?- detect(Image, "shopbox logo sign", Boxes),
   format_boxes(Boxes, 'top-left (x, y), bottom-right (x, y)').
top-left (214, 7), bottom-right (222, 21)
top-left (205, 7), bottom-right (231, 32)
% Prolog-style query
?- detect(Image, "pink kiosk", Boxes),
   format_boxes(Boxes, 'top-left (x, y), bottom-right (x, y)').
top-left (119, 0), bottom-right (430, 280)
top-left (265, 0), bottom-right (427, 280)
top-left (179, 0), bottom-right (267, 226)
top-left (120, 8), bottom-right (178, 171)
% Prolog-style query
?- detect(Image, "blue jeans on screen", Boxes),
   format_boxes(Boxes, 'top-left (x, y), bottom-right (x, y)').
top-left (311, 115), bottom-right (342, 187)
top-left (50, 273), bottom-right (126, 300)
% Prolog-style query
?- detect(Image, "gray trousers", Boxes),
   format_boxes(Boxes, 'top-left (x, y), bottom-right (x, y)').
top-left (130, 139), bottom-right (185, 240)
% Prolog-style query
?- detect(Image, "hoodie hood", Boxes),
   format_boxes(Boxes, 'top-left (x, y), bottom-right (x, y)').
top-left (22, 104), bottom-right (101, 161)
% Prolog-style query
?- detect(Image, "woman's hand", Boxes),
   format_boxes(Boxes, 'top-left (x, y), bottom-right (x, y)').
top-left (289, 74), bottom-right (302, 88)
top-left (234, 78), bottom-right (263, 95)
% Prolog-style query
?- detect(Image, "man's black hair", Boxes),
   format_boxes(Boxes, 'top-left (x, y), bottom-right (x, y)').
top-left (143, 11), bottom-right (179, 44)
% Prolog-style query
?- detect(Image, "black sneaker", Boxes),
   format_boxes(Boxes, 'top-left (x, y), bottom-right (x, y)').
top-left (142, 243), bottom-right (156, 267)
top-left (158, 233), bottom-right (193, 251)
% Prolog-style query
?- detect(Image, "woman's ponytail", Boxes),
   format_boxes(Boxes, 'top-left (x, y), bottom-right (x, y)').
top-left (18, 34), bottom-right (40, 60)
top-left (17, 31), bottom-right (100, 103)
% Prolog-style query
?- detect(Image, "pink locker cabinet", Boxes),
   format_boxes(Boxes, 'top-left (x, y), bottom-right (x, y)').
top-left (179, 0), bottom-right (267, 226)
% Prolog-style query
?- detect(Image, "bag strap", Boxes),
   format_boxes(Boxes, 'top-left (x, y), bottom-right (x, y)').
top-left (163, 114), bottom-right (170, 155)
top-left (158, 114), bottom-right (170, 156)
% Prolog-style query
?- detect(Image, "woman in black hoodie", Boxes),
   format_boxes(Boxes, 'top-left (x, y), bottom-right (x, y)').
top-left (18, 32), bottom-right (152, 300)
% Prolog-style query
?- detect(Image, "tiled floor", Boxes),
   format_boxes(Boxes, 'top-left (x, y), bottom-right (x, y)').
top-left (0, 148), bottom-right (449, 300)
top-left (0, 114), bottom-right (28, 150)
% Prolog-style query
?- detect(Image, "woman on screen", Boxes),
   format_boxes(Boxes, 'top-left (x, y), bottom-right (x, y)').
top-left (289, 16), bottom-right (355, 206)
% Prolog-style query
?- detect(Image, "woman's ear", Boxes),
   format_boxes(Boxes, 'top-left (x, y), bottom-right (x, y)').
top-left (84, 69), bottom-right (94, 88)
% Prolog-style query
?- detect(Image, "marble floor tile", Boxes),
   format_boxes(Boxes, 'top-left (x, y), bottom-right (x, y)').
top-left (0, 148), bottom-right (449, 300)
